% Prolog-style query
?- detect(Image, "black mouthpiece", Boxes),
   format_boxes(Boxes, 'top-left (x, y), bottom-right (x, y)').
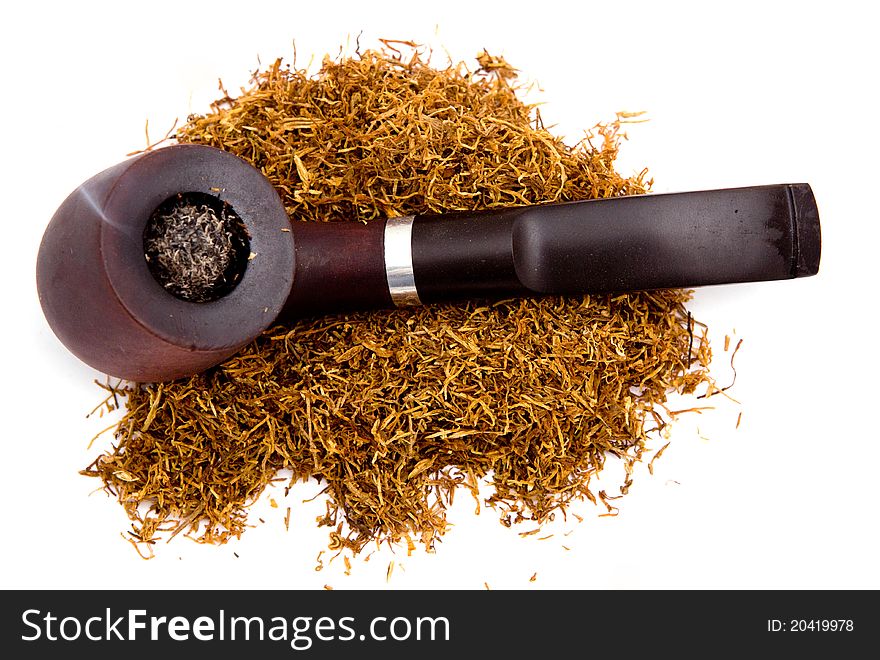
top-left (411, 183), bottom-right (821, 302)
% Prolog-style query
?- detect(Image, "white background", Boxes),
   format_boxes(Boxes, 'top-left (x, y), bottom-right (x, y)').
top-left (1, 1), bottom-right (877, 590)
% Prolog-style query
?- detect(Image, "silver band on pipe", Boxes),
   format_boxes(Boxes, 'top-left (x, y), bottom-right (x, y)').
top-left (383, 215), bottom-right (422, 306)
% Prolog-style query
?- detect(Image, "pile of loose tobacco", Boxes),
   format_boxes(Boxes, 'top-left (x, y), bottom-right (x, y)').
top-left (83, 44), bottom-right (711, 555)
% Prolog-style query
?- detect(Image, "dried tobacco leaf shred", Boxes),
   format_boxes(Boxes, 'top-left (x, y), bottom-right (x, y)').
top-left (82, 45), bottom-right (712, 554)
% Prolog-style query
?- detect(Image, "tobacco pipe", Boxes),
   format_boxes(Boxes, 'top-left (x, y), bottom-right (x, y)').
top-left (36, 144), bottom-right (821, 382)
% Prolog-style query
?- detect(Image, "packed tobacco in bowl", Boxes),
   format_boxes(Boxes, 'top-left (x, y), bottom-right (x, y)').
top-left (82, 43), bottom-right (711, 555)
